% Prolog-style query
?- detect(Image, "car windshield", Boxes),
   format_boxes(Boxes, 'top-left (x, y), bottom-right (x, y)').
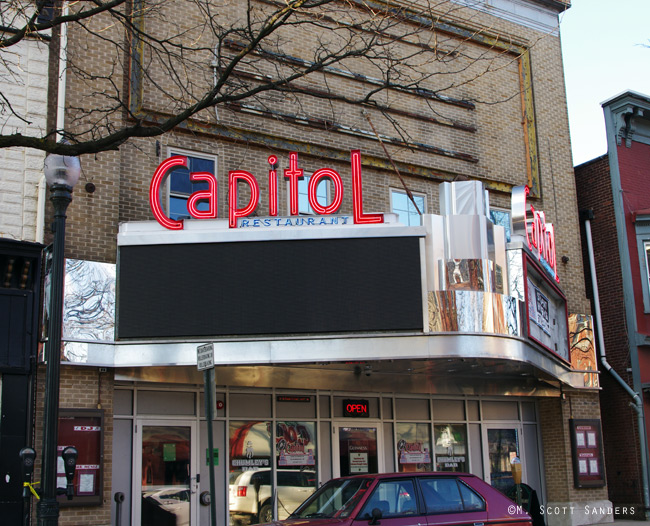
top-left (290, 478), bottom-right (373, 519)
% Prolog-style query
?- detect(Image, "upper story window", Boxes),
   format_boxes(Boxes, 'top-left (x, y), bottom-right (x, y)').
top-left (391, 189), bottom-right (425, 226)
top-left (489, 208), bottom-right (512, 242)
top-left (167, 149), bottom-right (217, 220)
top-left (296, 176), bottom-right (330, 215)
top-left (634, 214), bottom-right (650, 313)
top-left (36, 2), bottom-right (56, 24)
top-left (641, 241), bottom-right (650, 290)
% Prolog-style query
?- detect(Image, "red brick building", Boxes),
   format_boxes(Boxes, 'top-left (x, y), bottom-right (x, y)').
top-left (575, 90), bottom-right (650, 517)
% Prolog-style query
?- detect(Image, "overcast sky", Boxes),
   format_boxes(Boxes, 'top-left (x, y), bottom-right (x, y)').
top-left (559, 0), bottom-right (650, 166)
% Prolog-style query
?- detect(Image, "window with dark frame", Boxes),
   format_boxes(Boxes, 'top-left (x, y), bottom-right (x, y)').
top-left (167, 151), bottom-right (217, 220)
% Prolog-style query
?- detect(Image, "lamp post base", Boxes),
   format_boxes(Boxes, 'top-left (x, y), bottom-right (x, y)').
top-left (36, 497), bottom-right (60, 526)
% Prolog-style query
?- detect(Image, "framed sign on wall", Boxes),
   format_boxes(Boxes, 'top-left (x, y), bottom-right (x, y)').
top-left (569, 419), bottom-right (605, 488)
top-left (57, 409), bottom-right (104, 506)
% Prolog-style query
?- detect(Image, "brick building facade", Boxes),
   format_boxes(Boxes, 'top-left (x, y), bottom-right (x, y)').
top-left (0, 5), bottom-right (49, 524)
top-left (19, 1), bottom-right (615, 525)
top-left (575, 90), bottom-right (650, 518)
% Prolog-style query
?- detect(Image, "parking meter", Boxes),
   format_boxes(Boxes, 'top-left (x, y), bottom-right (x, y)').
top-left (19, 448), bottom-right (36, 498)
top-left (61, 446), bottom-right (78, 500)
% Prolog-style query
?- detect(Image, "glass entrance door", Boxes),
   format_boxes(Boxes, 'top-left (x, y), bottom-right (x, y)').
top-left (482, 425), bottom-right (524, 494)
top-left (333, 425), bottom-right (382, 478)
top-left (134, 420), bottom-right (198, 526)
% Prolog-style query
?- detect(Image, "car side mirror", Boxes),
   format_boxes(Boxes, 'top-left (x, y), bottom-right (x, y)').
top-left (369, 507), bottom-right (382, 525)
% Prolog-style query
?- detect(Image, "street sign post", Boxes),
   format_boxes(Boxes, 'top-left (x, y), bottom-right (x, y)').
top-left (197, 343), bottom-right (217, 526)
top-left (197, 343), bottom-right (215, 371)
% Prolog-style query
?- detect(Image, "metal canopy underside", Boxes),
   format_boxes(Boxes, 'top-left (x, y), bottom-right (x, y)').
top-left (68, 331), bottom-right (592, 393)
top-left (115, 358), bottom-right (562, 397)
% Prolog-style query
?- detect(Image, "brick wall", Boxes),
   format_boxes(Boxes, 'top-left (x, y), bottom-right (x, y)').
top-left (32, 366), bottom-right (114, 526)
top-left (59, 1), bottom-right (589, 320)
top-left (575, 155), bottom-right (645, 513)
top-left (539, 392), bottom-right (608, 506)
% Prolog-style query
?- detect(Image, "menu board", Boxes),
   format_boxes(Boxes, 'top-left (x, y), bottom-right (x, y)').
top-left (57, 409), bottom-right (104, 505)
top-left (570, 419), bottom-right (605, 488)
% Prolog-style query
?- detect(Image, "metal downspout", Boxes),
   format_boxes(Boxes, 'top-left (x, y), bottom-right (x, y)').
top-left (582, 210), bottom-right (650, 517)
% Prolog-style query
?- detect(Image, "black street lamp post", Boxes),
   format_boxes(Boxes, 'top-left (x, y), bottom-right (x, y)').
top-left (37, 152), bottom-right (81, 526)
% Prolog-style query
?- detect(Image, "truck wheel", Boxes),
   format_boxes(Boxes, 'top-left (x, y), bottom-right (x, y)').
top-left (259, 504), bottom-right (273, 524)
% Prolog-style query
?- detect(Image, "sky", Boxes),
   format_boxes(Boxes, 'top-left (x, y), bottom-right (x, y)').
top-left (559, 0), bottom-right (650, 166)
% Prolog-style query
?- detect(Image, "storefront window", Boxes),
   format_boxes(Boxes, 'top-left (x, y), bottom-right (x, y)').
top-left (229, 421), bottom-right (272, 525)
top-left (276, 422), bottom-right (318, 519)
top-left (396, 422), bottom-right (432, 472)
top-left (434, 424), bottom-right (468, 472)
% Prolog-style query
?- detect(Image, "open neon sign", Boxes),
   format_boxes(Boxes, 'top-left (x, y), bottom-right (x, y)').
top-left (511, 185), bottom-right (559, 283)
top-left (149, 150), bottom-right (383, 229)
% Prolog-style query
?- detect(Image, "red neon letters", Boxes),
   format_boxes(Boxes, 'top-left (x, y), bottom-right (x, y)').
top-left (518, 186), bottom-right (559, 282)
top-left (149, 156), bottom-right (187, 230)
top-left (346, 403), bottom-right (368, 414)
top-left (149, 150), bottom-right (383, 229)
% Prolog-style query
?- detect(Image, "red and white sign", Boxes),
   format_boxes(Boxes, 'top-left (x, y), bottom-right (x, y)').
top-left (149, 150), bottom-right (383, 230)
top-left (511, 185), bottom-right (559, 282)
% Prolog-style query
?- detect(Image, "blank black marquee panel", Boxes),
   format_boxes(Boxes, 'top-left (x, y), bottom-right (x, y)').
top-left (116, 236), bottom-right (423, 339)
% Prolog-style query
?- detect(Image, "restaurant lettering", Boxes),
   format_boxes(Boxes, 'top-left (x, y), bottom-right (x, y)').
top-left (150, 150), bottom-right (383, 230)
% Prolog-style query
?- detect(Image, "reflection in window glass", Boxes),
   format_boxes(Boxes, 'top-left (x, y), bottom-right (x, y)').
top-left (229, 421), bottom-right (272, 525)
top-left (359, 479), bottom-right (418, 518)
top-left (458, 481), bottom-right (486, 511)
top-left (396, 422), bottom-right (432, 472)
top-left (168, 153), bottom-right (215, 220)
top-left (298, 176), bottom-right (329, 214)
top-left (141, 425), bottom-right (191, 526)
top-left (391, 189), bottom-right (424, 226)
top-left (487, 428), bottom-right (519, 494)
top-left (292, 477), bottom-right (372, 519)
top-left (276, 422), bottom-right (317, 519)
top-left (434, 424), bottom-right (468, 472)
top-left (489, 208), bottom-right (511, 242)
top-left (419, 477), bottom-right (485, 513)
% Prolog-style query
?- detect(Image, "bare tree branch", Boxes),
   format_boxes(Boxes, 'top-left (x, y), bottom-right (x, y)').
top-left (0, 0), bottom-right (548, 159)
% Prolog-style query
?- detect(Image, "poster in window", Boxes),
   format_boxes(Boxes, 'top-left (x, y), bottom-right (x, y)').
top-left (527, 279), bottom-right (550, 335)
top-left (396, 423), bottom-right (432, 472)
top-left (276, 422), bottom-right (316, 467)
top-left (570, 419), bottom-right (605, 488)
top-left (57, 409), bottom-right (104, 506)
top-left (349, 450), bottom-right (369, 473)
top-left (434, 424), bottom-right (467, 472)
top-left (229, 421), bottom-right (271, 472)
